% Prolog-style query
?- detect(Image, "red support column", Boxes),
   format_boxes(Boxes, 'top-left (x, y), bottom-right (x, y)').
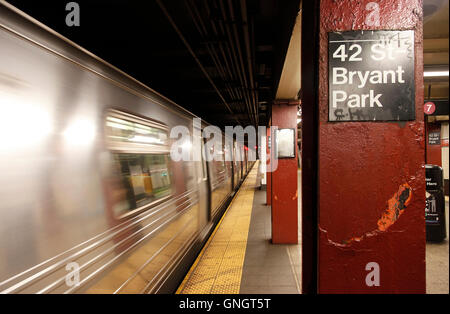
top-left (266, 125), bottom-right (272, 205)
top-left (318, 0), bottom-right (425, 293)
top-left (271, 104), bottom-right (298, 244)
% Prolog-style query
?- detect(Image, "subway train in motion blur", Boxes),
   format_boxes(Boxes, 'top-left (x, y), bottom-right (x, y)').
top-left (0, 2), bottom-right (255, 293)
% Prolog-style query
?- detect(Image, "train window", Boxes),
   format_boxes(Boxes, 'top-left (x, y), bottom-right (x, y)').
top-left (183, 161), bottom-right (197, 190)
top-left (111, 153), bottom-right (172, 217)
top-left (213, 153), bottom-right (225, 176)
top-left (105, 111), bottom-right (168, 151)
top-left (208, 142), bottom-right (225, 176)
top-left (214, 159), bottom-right (225, 174)
top-left (105, 111), bottom-right (172, 218)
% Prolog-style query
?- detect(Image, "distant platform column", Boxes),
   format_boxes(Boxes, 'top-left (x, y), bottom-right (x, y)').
top-left (259, 132), bottom-right (267, 188)
top-left (266, 125), bottom-right (272, 205)
top-left (271, 103), bottom-right (298, 244)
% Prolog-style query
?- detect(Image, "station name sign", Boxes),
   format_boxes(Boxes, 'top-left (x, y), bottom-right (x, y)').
top-left (328, 30), bottom-right (415, 121)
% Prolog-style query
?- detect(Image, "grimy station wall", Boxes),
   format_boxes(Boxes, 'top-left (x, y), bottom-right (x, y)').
top-left (318, 0), bottom-right (425, 293)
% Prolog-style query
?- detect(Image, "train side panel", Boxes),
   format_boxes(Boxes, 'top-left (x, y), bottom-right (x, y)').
top-left (0, 5), bottom-right (206, 294)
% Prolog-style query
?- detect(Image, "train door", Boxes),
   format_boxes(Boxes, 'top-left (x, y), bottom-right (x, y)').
top-left (244, 147), bottom-right (248, 174)
top-left (194, 128), bottom-right (209, 236)
top-left (225, 140), bottom-right (233, 192)
top-left (239, 144), bottom-right (244, 180)
top-left (233, 141), bottom-right (240, 186)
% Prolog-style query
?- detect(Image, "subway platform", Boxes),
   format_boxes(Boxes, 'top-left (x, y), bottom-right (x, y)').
top-left (176, 161), bottom-right (302, 294)
top-left (175, 160), bottom-right (449, 295)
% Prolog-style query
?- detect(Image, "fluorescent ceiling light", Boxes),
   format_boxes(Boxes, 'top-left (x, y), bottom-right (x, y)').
top-left (424, 71), bottom-right (449, 77)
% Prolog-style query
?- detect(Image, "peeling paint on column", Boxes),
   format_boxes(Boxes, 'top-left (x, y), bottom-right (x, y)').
top-left (377, 183), bottom-right (411, 231)
top-left (320, 183), bottom-right (413, 247)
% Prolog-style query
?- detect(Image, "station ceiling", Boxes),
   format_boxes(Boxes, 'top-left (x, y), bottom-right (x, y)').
top-left (423, 0), bottom-right (449, 100)
top-left (6, 0), bottom-right (301, 129)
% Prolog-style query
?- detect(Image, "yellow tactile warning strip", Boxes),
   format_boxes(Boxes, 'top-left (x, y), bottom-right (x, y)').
top-left (176, 162), bottom-right (259, 294)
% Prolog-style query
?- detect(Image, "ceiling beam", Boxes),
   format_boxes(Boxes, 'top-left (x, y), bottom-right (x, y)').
top-left (156, 0), bottom-right (242, 125)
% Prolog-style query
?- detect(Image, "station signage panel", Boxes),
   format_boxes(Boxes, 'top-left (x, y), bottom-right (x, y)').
top-left (424, 100), bottom-right (449, 116)
top-left (424, 101), bottom-right (436, 115)
top-left (328, 30), bottom-right (415, 122)
top-left (428, 131), bottom-right (441, 145)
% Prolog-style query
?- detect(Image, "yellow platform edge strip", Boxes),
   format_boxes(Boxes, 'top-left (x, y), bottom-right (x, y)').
top-left (176, 162), bottom-right (258, 294)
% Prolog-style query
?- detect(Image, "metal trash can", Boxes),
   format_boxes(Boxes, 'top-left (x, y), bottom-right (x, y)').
top-left (425, 164), bottom-right (447, 242)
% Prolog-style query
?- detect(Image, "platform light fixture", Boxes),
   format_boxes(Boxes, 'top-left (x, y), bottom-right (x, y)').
top-left (423, 65), bottom-right (449, 78)
top-left (424, 71), bottom-right (449, 77)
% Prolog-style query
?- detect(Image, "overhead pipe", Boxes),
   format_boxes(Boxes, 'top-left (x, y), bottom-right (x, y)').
top-left (213, 0), bottom-right (254, 126)
top-left (187, 0), bottom-right (254, 126)
top-left (156, 0), bottom-right (241, 125)
top-left (186, 0), bottom-right (239, 109)
top-left (203, 0), bottom-right (237, 85)
top-left (250, 16), bottom-right (260, 126)
top-left (200, 0), bottom-right (233, 81)
top-left (201, 0), bottom-right (245, 113)
top-left (240, 0), bottom-right (258, 127)
top-left (218, 0), bottom-right (255, 126)
top-left (184, 0), bottom-right (240, 119)
top-left (226, 0), bottom-right (256, 126)
top-left (211, 0), bottom-right (244, 100)
top-left (215, 21), bottom-right (252, 124)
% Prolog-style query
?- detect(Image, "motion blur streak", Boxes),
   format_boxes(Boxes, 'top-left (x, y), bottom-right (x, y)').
top-left (0, 1), bottom-right (254, 294)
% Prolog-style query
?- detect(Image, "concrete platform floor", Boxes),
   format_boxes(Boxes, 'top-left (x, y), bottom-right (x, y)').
top-left (177, 163), bottom-right (302, 294)
top-left (238, 169), bottom-right (302, 294)
top-left (426, 198), bottom-right (449, 294)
